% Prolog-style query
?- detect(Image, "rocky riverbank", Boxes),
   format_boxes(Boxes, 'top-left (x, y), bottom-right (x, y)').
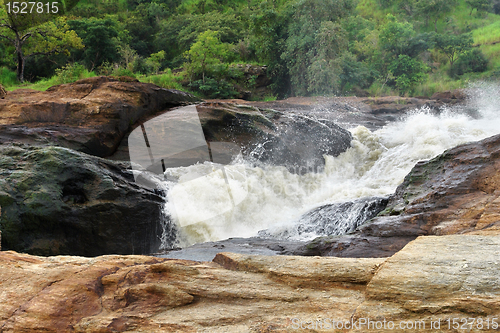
top-left (287, 132), bottom-right (500, 258)
top-left (1, 234), bottom-right (499, 332)
top-left (1, 80), bottom-right (499, 331)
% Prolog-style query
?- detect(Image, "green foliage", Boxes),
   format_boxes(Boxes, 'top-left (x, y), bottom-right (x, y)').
top-left (388, 54), bottom-right (428, 93)
top-left (188, 77), bottom-right (237, 98)
top-left (145, 50), bottom-right (166, 74)
top-left (68, 18), bottom-right (121, 70)
top-left (466, 0), bottom-right (491, 15)
top-left (435, 33), bottom-right (473, 71)
top-left (139, 69), bottom-right (184, 90)
top-left (54, 63), bottom-right (95, 84)
top-left (339, 52), bottom-right (373, 92)
top-left (0, 4), bottom-right (84, 82)
top-left (184, 30), bottom-right (230, 82)
top-left (453, 48), bottom-right (489, 75)
top-left (2, 0), bottom-right (500, 98)
top-left (282, 0), bottom-right (355, 95)
top-left (414, 0), bottom-right (458, 31)
top-left (0, 67), bottom-right (18, 87)
top-left (379, 14), bottom-right (434, 58)
top-left (1, 0), bottom-right (80, 31)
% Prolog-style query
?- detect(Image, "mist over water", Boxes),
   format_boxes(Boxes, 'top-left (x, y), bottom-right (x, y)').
top-left (162, 83), bottom-right (500, 248)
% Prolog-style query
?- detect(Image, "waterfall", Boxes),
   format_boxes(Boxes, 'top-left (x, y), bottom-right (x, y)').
top-left (142, 83), bottom-right (500, 249)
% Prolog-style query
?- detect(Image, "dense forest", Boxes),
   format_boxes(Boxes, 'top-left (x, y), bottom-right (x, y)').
top-left (1, 0), bottom-right (500, 99)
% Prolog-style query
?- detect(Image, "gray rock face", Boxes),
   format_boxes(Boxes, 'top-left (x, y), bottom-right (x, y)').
top-left (0, 144), bottom-right (167, 256)
top-left (196, 102), bottom-right (352, 173)
top-left (119, 102), bottom-right (352, 175)
top-left (259, 197), bottom-right (389, 240)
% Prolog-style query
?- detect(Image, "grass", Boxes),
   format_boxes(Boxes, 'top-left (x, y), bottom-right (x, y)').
top-left (413, 76), bottom-right (466, 97)
top-left (472, 21), bottom-right (500, 70)
top-left (138, 69), bottom-right (185, 90)
top-left (0, 67), bottom-right (17, 88)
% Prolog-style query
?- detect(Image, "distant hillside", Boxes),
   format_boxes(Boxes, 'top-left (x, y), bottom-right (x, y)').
top-left (1, 0), bottom-right (499, 98)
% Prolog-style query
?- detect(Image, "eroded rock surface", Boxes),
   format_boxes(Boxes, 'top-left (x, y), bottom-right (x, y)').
top-left (1, 235), bottom-right (499, 332)
top-left (196, 102), bottom-right (352, 172)
top-left (212, 91), bottom-right (466, 130)
top-left (292, 133), bottom-right (500, 258)
top-left (0, 77), bottom-right (199, 158)
top-left (0, 144), bottom-right (166, 256)
top-left (117, 102), bottom-right (352, 173)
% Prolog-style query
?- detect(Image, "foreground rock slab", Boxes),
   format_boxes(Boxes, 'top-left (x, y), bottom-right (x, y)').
top-left (357, 235), bottom-right (500, 331)
top-left (1, 235), bottom-right (499, 332)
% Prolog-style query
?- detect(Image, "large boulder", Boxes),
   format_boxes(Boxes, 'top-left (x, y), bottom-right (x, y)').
top-left (292, 133), bottom-right (500, 257)
top-left (0, 144), bottom-right (167, 256)
top-left (0, 76), bottom-right (199, 158)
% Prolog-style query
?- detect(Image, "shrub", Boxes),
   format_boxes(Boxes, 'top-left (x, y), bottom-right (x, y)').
top-left (54, 63), bottom-right (92, 84)
top-left (0, 67), bottom-right (18, 87)
top-left (453, 49), bottom-right (489, 76)
top-left (388, 55), bottom-right (428, 94)
top-left (188, 77), bottom-right (237, 99)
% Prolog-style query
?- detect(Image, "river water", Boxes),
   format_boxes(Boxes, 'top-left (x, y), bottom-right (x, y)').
top-left (157, 83), bottom-right (500, 250)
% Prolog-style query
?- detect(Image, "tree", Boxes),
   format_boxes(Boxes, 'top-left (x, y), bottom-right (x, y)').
top-left (69, 18), bottom-right (120, 70)
top-left (379, 15), bottom-right (416, 57)
top-left (388, 54), bottom-right (428, 93)
top-left (466, 0), bottom-right (491, 15)
top-left (453, 48), bottom-right (488, 76)
top-left (251, 7), bottom-right (291, 97)
top-left (184, 30), bottom-right (229, 83)
top-left (145, 50), bottom-right (165, 74)
top-left (281, 0), bottom-right (355, 95)
top-left (0, 1), bottom-right (83, 82)
top-left (415, 0), bottom-right (458, 32)
top-left (118, 44), bottom-right (138, 71)
top-left (435, 33), bottom-right (473, 73)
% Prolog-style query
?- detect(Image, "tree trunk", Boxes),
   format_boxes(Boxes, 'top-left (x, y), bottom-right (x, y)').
top-left (434, 17), bottom-right (438, 32)
top-left (16, 54), bottom-right (25, 83)
top-left (15, 36), bottom-right (25, 83)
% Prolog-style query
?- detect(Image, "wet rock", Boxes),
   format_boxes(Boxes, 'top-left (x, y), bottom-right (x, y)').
top-left (0, 76), bottom-right (199, 158)
top-left (0, 144), bottom-right (166, 256)
top-left (211, 94), bottom-right (465, 131)
top-left (230, 64), bottom-right (271, 100)
top-left (120, 102), bottom-right (352, 174)
top-left (160, 237), bottom-right (307, 262)
top-left (196, 102), bottom-right (352, 172)
top-left (260, 196), bottom-right (389, 240)
top-left (431, 89), bottom-right (466, 103)
top-left (292, 133), bottom-right (500, 258)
